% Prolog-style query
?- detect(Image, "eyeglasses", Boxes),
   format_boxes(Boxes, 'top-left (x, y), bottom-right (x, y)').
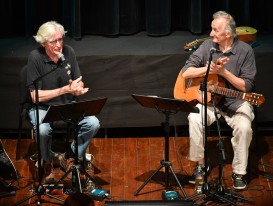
top-left (48, 38), bottom-right (63, 45)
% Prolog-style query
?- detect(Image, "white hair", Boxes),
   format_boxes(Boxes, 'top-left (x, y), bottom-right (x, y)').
top-left (33, 21), bottom-right (67, 43)
top-left (213, 11), bottom-right (237, 38)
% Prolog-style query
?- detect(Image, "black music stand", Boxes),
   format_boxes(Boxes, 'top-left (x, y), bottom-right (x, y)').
top-left (43, 97), bottom-right (107, 194)
top-left (14, 98), bottom-right (107, 205)
top-left (131, 94), bottom-right (199, 198)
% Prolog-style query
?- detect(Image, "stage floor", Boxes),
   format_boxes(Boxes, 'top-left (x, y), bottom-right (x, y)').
top-left (0, 134), bottom-right (273, 206)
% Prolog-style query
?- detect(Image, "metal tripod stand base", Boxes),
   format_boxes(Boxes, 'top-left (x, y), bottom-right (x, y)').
top-left (134, 160), bottom-right (187, 197)
top-left (47, 164), bottom-right (95, 194)
top-left (130, 94), bottom-right (196, 198)
top-left (14, 183), bottom-right (64, 206)
top-left (185, 183), bottom-right (254, 205)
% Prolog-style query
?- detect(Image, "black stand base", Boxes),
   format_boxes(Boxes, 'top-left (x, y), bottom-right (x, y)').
top-left (131, 94), bottom-right (197, 198)
top-left (0, 191), bottom-right (16, 198)
top-left (134, 160), bottom-right (186, 197)
top-left (185, 183), bottom-right (254, 205)
top-left (48, 164), bottom-right (95, 194)
top-left (0, 178), bottom-right (16, 198)
top-left (42, 98), bottom-right (107, 194)
top-left (260, 162), bottom-right (273, 180)
top-left (13, 183), bottom-right (64, 206)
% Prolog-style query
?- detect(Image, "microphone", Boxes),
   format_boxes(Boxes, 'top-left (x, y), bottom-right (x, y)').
top-left (210, 47), bottom-right (218, 54)
top-left (57, 53), bottom-right (71, 75)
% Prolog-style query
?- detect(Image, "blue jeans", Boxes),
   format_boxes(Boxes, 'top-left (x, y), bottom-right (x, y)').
top-left (28, 107), bottom-right (100, 163)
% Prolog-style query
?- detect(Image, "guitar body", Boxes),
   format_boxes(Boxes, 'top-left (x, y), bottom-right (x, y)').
top-left (0, 140), bottom-right (18, 180)
top-left (174, 70), bottom-right (224, 104)
top-left (174, 70), bottom-right (265, 107)
top-left (236, 26), bottom-right (257, 43)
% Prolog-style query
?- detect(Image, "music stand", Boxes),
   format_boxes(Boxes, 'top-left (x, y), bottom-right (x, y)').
top-left (43, 97), bottom-right (107, 194)
top-left (131, 94), bottom-right (199, 198)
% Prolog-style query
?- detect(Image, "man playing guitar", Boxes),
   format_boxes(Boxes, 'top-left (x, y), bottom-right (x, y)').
top-left (180, 11), bottom-right (257, 190)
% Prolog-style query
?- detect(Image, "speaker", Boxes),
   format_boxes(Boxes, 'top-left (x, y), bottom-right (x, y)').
top-left (105, 200), bottom-right (193, 206)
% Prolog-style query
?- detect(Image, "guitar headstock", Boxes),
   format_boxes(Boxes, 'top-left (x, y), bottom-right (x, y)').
top-left (244, 93), bottom-right (265, 106)
top-left (183, 40), bottom-right (198, 51)
top-left (183, 37), bottom-right (211, 51)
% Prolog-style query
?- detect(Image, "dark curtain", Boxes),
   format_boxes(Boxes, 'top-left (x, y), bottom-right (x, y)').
top-left (188, 0), bottom-right (210, 34)
top-left (145, 0), bottom-right (171, 36)
top-left (24, 0), bottom-right (63, 37)
top-left (1, 0), bottom-right (273, 39)
top-left (82, 0), bottom-right (119, 35)
top-left (63, 0), bottom-right (82, 40)
top-left (119, 0), bottom-right (145, 34)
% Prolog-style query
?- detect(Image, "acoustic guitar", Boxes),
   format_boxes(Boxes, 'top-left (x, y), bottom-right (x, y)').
top-left (184, 26), bottom-right (257, 51)
top-left (0, 140), bottom-right (19, 180)
top-left (173, 70), bottom-right (265, 107)
top-left (236, 26), bottom-right (257, 43)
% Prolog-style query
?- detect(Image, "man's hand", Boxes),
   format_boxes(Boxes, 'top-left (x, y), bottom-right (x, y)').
top-left (69, 76), bottom-right (89, 96)
top-left (207, 57), bottom-right (229, 75)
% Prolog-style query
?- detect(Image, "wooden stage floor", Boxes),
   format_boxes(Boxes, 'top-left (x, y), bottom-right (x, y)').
top-left (0, 135), bottom-right (273, 206)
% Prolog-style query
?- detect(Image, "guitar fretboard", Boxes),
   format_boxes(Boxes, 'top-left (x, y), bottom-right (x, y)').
top-left (212, 86), bottom-right (244, 99)
top-left (210, 85), bottom-right (265, 107)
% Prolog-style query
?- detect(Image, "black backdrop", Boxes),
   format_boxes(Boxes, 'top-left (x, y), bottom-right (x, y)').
top-left (0, 0), bottom-right (273, 131)
top-left (1, 0), bottom-right (273, 39)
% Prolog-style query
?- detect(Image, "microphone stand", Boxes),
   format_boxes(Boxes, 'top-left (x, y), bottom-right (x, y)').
top-left (184, 50), bottom-right (215, 203)
top-left (14, 66), bottom-right (64, 205)
top-left (201, 50), bottom-right (213, 188)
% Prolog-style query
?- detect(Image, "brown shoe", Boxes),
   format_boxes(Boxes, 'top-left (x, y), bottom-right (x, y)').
top-left (60, 154), bottom-right (74, 179)
top-left (43, 162), bottom-right (56, 184)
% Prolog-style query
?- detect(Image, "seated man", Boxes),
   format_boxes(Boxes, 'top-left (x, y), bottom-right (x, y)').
top-left (26, 21), bottom-right (100, 183)
top-left (181, 11), bottom-right (256, 190)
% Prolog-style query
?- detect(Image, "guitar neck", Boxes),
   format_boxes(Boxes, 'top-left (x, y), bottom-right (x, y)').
top-left (210, 85), bottom-right (265, 106)
top-left (196, 37), bottom-right (211, 43)
top-left (184, 37), bottom-right (211, 50)
top-left (212, 86), bottom-right (244, 99)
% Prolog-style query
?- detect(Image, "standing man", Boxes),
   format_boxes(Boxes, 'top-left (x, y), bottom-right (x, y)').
top-left (182, 11), bottom-right (256, 190)
top-left (27, 21), bottom-right (100, 183)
